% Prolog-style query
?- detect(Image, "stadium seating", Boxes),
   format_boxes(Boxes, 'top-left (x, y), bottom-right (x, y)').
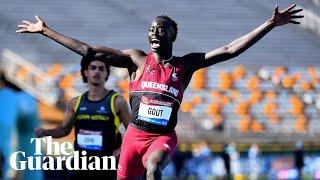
top-left (8, 58), bottom-right (316, 140)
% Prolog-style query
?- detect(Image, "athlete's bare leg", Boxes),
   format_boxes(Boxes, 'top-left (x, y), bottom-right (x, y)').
top-left (144, 150), bottom-right (171, 180)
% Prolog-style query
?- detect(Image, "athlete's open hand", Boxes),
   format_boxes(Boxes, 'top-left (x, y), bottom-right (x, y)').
top-left (16, 15), bottom-right (45, 33)
top-left (272, 4), bottom-right (303, 26)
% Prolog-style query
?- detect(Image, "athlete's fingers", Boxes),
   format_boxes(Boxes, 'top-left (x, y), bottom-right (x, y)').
top-left (22, 20), bottom-right (32, 25)
top-left (284, 4), bottom-right (296, 12)
top-left (35, 15), bottom-right (43, 22)
top-left (291, 15), bottom-right (304, 19)
top-left (290, 20), bottom-right (300, 24)
top-left (274, 4), bottom-right (279, 14)
top-left (18, 24), bottom-right (28, 28)
top-left (16, 29), bottom-right (27, 33)
top-left (289, 9), bottom-right (303, 15)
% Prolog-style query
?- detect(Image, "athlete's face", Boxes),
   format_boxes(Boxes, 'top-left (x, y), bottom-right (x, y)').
top-left (148, 18), bottom-right (175, 52)
top-left (85, 61), bottom-right (108, 86)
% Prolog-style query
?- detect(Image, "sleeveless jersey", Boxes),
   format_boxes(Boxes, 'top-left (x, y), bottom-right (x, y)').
top-left (129, 53), bottom-right (185, 133)
top-left (73, 90), bottom-right (121, 155)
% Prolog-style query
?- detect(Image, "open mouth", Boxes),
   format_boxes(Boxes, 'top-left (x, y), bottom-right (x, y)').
top-left (151, 38), bottom-right (160, 48)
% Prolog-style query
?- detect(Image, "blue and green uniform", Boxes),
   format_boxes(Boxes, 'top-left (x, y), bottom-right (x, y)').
top-left (73, 90), bottom-right (122, 156)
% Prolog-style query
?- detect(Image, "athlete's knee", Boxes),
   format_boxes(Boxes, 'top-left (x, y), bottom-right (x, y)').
top-left (146, 161), bottom-right (162, 179)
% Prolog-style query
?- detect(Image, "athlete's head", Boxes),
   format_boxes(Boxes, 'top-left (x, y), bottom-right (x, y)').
top-left (148, 15), bottom-right (178, 53)
top-left (81, 54), bottom-right (110, 86)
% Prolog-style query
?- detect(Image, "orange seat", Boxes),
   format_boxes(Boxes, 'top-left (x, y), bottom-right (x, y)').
top-left (295, 116), bottom-right (308, 132)
top-left (207, 103), bottom-right (221, 116)
top-left (210, 91), bottom-right (230, 105)
top-left (300, 82), bottom-right (313, 92)
top-left (251, 121), bottom-right (265, 133)
top-left (181, 101), bottom-right (193, 113)
top-left (59, 74), bottom-right (74, 89)
top-left (263, 102), bottom-right (280, 124)
top-left (218, 72), bottom-right (233, 91)
top-left (249, 90), bottom-right (262, 104)
top-left (235, 101), bottom-right (250, 116)
top-left (220, 94), bottom-right (230, 106)
top-left (191, 69), bottom-right (207, 90)
top-left (230, 90), bottom-right (241, 102)
top-left (191, 96), bottom-right (202, 106)
top-left (232, 65), bottom-right (246, 81)
top-left (46, 63), bottom-right (63, 78)
top-left (246, 76), bottom-right (260, 91)
top-left (273, 66), bottom-right (287, 76)
top-left (282, 75), bottom-right (295, 89)
top-left (290, 95), bottom-right (305, 116)
top-left (263, 102), bottom-right (277, 116)
top-left (238, 117), bottom-right (251, 133)
top-left (265, 90), bottom-right (277, 101)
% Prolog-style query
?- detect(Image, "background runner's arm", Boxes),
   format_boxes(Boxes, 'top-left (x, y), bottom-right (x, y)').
top-left (35, 97), bottom-right (77, 138)
top-left (114, 95), bottom-right (131, 129)
top-left (200, 4), bottom-right (303, 68)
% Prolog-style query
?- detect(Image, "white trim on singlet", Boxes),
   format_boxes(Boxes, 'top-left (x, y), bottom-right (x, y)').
top-left (130, 90), bottom-right (181, 105)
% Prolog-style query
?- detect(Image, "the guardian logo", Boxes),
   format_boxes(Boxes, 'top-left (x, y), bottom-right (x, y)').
top-left (9, 136), bottom-right (116, 171)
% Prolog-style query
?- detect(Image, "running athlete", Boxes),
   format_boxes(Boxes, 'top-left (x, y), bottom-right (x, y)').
top-left (0, 72), bottom-right (44, 180)
top-left (17, 4), bottom-right (303, 179)
top-left (35, 55), bottom-right (131, 179)
top-left (0, 73), bottom-right (19, 180)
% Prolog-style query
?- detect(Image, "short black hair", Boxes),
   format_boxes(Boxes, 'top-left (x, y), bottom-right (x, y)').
top-left (80, 52), bottom-right (110, 83)
top-left (155, 15), bottom-right (178, 42)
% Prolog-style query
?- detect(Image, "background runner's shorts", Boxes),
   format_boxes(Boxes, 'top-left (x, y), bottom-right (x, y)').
top-left (117, 124), bottom-right (177, 179)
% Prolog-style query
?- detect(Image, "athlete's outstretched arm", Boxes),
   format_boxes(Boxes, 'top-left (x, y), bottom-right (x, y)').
top-left (35, 97), bottom-right (77, 138)
top-left (16, 16), bottom-right (140, 69)
top-left (16, 16), bottom-right (93, 56)
top-left (200, 4), bottom-right (303, 68)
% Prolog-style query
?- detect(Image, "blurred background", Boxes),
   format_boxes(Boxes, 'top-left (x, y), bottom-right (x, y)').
top-left (0, 0), bottom-right (320, 179)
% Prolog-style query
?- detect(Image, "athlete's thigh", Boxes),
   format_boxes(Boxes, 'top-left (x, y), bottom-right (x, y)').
top-left (144, 149), bottom-right (171, 170)
top-left (117, 126), bottom-right (145, 179)
top-left (142, 132), bottom-right (178, 169)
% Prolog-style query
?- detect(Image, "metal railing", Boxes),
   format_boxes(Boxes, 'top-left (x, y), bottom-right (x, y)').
top-left (0, 49), bottom-right (59, 105)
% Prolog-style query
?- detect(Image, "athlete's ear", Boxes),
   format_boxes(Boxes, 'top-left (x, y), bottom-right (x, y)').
top-left (84, 69), bottom-right (89, 78)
